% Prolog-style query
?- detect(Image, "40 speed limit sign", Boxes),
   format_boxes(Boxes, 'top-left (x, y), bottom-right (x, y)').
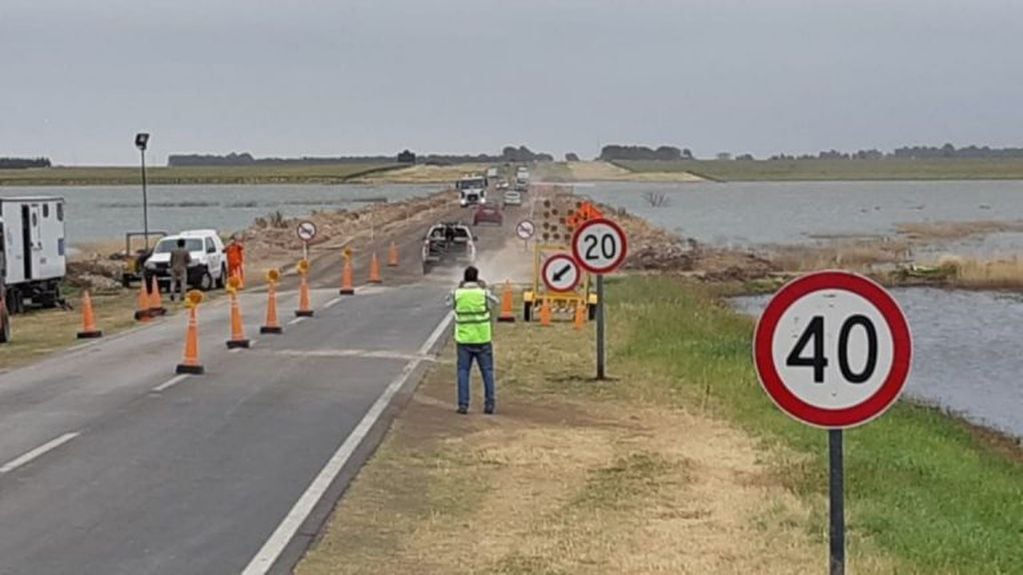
top-left (753, 271), bottom-right (912, 429)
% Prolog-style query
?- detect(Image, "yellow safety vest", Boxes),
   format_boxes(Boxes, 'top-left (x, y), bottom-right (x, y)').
top-left (454, 287), bottom-right (492, 344)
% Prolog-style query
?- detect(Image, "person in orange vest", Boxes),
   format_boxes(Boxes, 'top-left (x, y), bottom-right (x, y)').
top-left (224, 236), bottom-right (245, 287)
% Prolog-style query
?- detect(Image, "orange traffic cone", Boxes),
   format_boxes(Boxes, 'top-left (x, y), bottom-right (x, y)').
top-left (368, 252), bottom-right (382, 284)
top-left (497, 281), bottom-right (515, 323)
top-left (176, 305), bottom-right (204, 375)
top-left (261, 281), bottom-right (283, 334)
top-left (539, 298), bottom-right (552, 326)
top-left (76, 290), bottom-right (103, 339)
top-left (148, 275), bottom-right (167, 317)
top-left (134, 282), bottom-right (152, 322)
top-left (339, 258), bottom-right (355, 295)
top-left (296, 274), bottom-right (314, 317)
top-left (387, 241), bottom-right (399, 267)
top-left (226, 288), bottom-right (250, 349)
top-left (573, 301), bottom-right (586, 330)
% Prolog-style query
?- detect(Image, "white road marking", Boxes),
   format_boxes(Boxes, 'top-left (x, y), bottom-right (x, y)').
top-left (241, 310), bottom-right (454, 575)
top-left (0, 432), bottom-right (80, 474)
top-left (322, 297), bottom-right (342, 309)
top-left (275, 349), bottom-right (436, 362)
top-left (152, 374), bottom-right (189, 393)
top-left (288, 316), bottom-right (307, 326)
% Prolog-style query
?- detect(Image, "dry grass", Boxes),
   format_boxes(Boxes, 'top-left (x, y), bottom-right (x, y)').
top-left (765, 239), bottom-right (912, 273)
top-left (895, 220), bottom-right (1023, 242)
top-left (352, 163), bottom-right (489, 184)
top-left (934, 256), bottom-right (1023, 289)
top-left (297, 319), bottom-right (896, 575)
top-left (536, 161), bottom-right (705, 183)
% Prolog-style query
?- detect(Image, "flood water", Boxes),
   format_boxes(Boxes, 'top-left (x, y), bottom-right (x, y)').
top-left (0, 184), bottom-right (442, 245)
top-left (733, 288), bottom-right (1023, 439)
top-left (577, 180), bottom-right (1023, 249)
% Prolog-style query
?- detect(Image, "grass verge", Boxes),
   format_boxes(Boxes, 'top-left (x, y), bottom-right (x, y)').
top-left (299, 275), bottom-right (1023, 574)
top-left (0, 163), bottom-right (399, 186)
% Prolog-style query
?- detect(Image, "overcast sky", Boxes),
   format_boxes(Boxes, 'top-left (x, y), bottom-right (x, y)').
top-left (2, 0), bottom-right (1021, 165)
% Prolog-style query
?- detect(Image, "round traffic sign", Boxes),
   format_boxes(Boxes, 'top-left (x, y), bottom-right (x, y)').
top-left (296, 221), bottom-right (318, 242)
top-left (516, 220), bottom-right (535, 240)
top-left (541, 254), bottom-right (581, 293)
top-left (571, 218), bottom-right (628, 274)
top-left (753, 271), bottom-right (912, 429)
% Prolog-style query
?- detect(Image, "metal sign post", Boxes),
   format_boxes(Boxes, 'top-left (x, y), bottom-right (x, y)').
top-left (753, 271), bottom-right (912, 575)
top-left (571, 218), bottom-right (628, 381)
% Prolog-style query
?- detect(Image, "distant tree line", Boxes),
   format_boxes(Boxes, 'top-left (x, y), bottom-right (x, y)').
top-left (0, 157), bottom-right (51, 169)
top-left (599, 145), bottom-right (693, 161)
top-left (766, 144), bottom-right (1023, 161)
top-left (168, 145), bottom-right (553, 167)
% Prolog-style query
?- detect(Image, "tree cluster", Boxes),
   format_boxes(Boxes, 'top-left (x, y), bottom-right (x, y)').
top-left (168, 145), bottom-right (553, 167)
top-left (0, 157), bottom-right (51, 169)
top-left (599, 145), bottom-right (691, 161)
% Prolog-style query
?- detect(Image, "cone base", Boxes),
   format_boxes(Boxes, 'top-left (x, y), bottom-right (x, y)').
top-left (226, 339), bottom-right (251, 349)
top-left (133, 310), bottom-right (153, 321)
top-left (176, 363), bottom-right (205, 375)
top-left (386, 263), bottom-right (398, 267)
top-left (295, 310), bottom-right (314, 317)
top-left (76, 330), bottom-right (104, 339)
top-left (497, 316), bottom-right (516, 323)
top-left (260, 325), bottom-right (284, 334)
top-left (339, 288), bottom-right (355, 295)
top-left (368, 279), bottom-right (382, 284)
top-left (149, 307), bottom-right (167, 316)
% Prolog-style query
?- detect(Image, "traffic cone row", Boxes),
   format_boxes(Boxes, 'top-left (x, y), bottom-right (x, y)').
top-left (339, 258), bottom-right (355, 295)
top-left (497, 281), bottom-right (515, 323)
top-left (261, 281), bottom-right (284, 334)
top-left (296, 271), bottom-right (314, 317)
top-left (176, 295), bottom-right (205, 375)
top-left (387, 242), bottom-right (399, 267)
top-left (76, 290), bottom-right (103, 339)
top-left (539, 298), bottom-right (552, 327)
top-left (226, 287), bottom-right (250, 349)
top-left (148, 276), bottom-right (167, 317)
top-left (368, 253), bottom-right (382, 284)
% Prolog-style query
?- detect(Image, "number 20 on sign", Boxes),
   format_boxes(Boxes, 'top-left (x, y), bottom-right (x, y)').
top-left (753, 271), bottom-right (911, 575)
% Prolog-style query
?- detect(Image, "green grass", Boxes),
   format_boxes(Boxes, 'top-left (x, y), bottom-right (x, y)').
top-left (0, 163), bottom-right (401, 186)
top-left (608, 275), bottom-right (1023, 574)
top-left (616, 158), bottom-right (1023, 181)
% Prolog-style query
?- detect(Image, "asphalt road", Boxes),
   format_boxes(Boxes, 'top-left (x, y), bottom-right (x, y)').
top-left (0, 264), bottom-right (462, 574)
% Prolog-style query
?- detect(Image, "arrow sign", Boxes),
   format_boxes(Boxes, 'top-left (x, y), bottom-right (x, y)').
top-left (541, 253), bottom-right (580, 293)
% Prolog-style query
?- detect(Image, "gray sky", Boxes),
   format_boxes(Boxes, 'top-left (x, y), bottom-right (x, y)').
top-left (2, 0), bottom-right (1022, 165)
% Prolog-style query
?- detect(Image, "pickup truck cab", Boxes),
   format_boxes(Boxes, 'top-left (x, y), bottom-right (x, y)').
top-left (421, 222), bottom-right (477, 274)
top-left (145, 229), bottom-right (227, 290)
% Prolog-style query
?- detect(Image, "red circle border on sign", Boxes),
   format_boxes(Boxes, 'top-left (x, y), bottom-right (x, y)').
top-left (753, 271), bottom-right (912, 429)
top-left (571, 218), bottom-right (629, 274)
top-left (542, 254), bottom-right (581, 293)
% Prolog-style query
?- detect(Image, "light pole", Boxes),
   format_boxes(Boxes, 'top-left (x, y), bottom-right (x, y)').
top-left (135, 132), bottom-right (150, 248)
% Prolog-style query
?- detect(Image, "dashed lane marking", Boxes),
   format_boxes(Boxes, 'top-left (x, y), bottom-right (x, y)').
top-left (0, 432), bottom-right (80, 474)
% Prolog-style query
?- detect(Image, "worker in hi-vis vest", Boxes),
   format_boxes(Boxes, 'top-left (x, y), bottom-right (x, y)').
top-left (447, 266), bottom-right (500, 414)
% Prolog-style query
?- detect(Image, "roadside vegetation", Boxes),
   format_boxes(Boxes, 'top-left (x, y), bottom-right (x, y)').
top-left (299, 276), bottom-right (1023, 574)
top-left (0, 163), bottom-right (399, 186)
top-left (616, 158), bottom-right (1023, 181)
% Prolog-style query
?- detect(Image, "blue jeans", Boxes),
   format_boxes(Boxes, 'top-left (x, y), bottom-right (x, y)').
top-left (457, 343), bottom-right (495, 409)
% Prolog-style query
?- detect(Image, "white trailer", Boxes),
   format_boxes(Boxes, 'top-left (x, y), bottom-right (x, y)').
top-left (0, 196), bottom-right (67, 314)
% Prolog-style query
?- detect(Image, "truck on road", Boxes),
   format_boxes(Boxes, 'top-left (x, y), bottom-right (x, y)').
top-left (0, 196), bottom-right (67, 315)
top-left (456, 175), bottom-right (487, 207)
top-left (421, 222), bottom-right (476, 274)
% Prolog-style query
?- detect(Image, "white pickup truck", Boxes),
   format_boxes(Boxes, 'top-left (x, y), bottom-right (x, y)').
top-left (144, 229), bottom-right (228, 291)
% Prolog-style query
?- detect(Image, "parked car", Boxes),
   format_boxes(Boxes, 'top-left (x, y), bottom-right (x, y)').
top-left (144, 229), bottom-right (227, 290)
top-left (503, 190), bottom-right (522, 207)
top-left (473, 204), bottom-right (504, 226)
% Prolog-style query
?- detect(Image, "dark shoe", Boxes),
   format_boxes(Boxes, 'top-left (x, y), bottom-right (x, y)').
top-left (457, 406), bottom-right (468, 415)
top-left (483, 405), bottom-right (495, 415)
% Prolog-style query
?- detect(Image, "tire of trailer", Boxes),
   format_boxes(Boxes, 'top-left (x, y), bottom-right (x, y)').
top-left (523, 301), bottom-right (533, 322)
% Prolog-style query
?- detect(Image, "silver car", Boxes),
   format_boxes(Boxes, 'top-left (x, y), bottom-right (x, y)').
top-left (503, 190), bottom-right (522, 206)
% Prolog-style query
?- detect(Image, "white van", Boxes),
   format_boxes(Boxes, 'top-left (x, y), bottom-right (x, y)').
top-left (144, 229), bottom-right (227, 291)
top-left (0, 196), bottom-right (67, 313)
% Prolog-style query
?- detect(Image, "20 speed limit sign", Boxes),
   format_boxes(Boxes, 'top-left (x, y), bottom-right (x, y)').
top-left (753, 271), bottom-right (912, 429)
top-left (571, 218), bottom-right (628, 274)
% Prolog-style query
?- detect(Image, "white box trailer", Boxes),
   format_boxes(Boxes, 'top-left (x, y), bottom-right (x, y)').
top-left (0, 196), bottom-right (67, 313)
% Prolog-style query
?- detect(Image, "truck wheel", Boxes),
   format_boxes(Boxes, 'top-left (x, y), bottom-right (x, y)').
top-left (8, 290), bottom-right (24, 315)
top-left (198, 269), bottom-right (214, 291)
top-left (523, 301), bottom-right (533, 322)
top-left (0, 311), bottom-right (9, 343)
top-left (216, 264), bottom-right (227, 289)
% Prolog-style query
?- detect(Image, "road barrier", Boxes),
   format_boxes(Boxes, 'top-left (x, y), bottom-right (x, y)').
top-left (497, 281), bottom-right (516, 323)
top-left (76, 290), bottom-right (103, 339)
top-left (261, 269), bottom-right (284, 334)
top-left (175, 290), bottom-right (205, 375)
top-left (387, 241), bottom-right (399, 267)
top-left (296, 259), bottom-right (314, 317)
top-left (368, 252), bottom-right (382, 284)
top-left (226, 276), bottom-right (251, 349)
top-left (148, 275), bottom-right (167, 317)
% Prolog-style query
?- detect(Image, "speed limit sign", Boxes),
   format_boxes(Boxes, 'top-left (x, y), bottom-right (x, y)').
top-left (571, 218), bottom-right (628, 274)
top-left (754, 271), bottom-right (912, 429)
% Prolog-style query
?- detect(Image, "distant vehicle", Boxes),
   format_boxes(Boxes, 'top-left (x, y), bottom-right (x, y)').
top-left (422, 222), bottom-right (476, 274)
top-left (0, 196), bottom-right (67, 314)
top-left (456, 175), bottom-right (487, 207)
top-left (502, 190), bottom-right (522, 206)
top-left (515, 166), bottom-right (530, 190)
top-left (473, 204), bottom-right (504, 226)
top-left (121, 231), bottom-right (168, 288)
top-left (144, 229), bottom-right (227, 291)
top-left (486, 167), bottom-right (499, 179)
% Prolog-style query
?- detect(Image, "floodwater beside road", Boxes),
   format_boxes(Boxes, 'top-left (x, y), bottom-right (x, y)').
top-left (733, 287), bottom-right (1023, 440)
top-left (578, 180), bottom-right (1023, 252)
top-left (0, 184), bottom-right (441, 245)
